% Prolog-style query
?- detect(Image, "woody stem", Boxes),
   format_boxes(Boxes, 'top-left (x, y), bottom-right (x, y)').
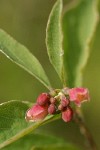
top-left (74, 107), bottom-right (97, 150)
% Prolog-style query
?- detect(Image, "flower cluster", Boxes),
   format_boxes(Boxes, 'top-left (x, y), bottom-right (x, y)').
top-left (25, 87), bottom-right (90, 123)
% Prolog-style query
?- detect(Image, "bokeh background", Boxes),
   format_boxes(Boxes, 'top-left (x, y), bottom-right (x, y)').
top-left (0, 0), bottom-right (100, 149)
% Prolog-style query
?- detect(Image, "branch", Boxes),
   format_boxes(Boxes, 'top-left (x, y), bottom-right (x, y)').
top-left (74, 107), bottom-right (97, 150)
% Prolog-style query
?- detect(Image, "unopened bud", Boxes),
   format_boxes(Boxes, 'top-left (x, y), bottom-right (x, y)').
top-left (48, 104), bottom-right (56, 114)
top-left (61, 97), bottom-right (70, 107)
top-left (50, 97), bottom-right (56, 104)
top-left (62, 107), bottom-right (73, 122)
top-left (25, 104), bottom-right (48, 122)
top-left (37, 93), bottom-right (50, 106)
top-left (58, 104), bottom-right (64, 111)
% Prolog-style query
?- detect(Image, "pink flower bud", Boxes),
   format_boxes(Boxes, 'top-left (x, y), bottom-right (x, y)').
top-left (37, 93), bottom-right (50, 106)
top-left (68, 88), bottom-right (90, 106)
top-left (48, 104), bottom-right (56, 114)
top-left (62, 107), bottom-right (73, 122)
top-left (50, 97), bottom-right (56, 104)
top-left (58, 104), bottom-right (64, 111)
top-left (25, 104), bottom-right (48, 122)
top-left (61, 97), bottom-right (70, 107)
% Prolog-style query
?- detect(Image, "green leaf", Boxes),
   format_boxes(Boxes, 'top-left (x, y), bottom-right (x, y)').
top-left (46, 0), bottom-right (65, 83)
top-left (0, 100), bottom-right (60, 149)
top-left (63, 0), bottom-right (98, 87)
top-left (2, 133), bottom-right (80, 150)
top-left (33, 146), bottom-right (79, 150)
top-left (0, 29), bottom-right (51, 89)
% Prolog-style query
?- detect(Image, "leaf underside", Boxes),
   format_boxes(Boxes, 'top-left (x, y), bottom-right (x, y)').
top-left (63, 0), bottom-right (98, 87)
top-left (46, 0), bottom-right (65, 83)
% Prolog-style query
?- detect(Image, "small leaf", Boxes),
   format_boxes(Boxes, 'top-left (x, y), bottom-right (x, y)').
top-left (2, 133), bottom-right (80, 150)
top-left (63, 0), bottom-right (98, 87)
top-left (0, 100), bottom-right (60, 149)
top-left (0, 29), bottom-right (51, 89)
top-left (46, 0), bottom-right (65, 83)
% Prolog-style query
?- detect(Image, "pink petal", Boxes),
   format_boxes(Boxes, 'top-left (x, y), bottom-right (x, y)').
top-left (25, 104), bottom-right (48, 122)
top-left (69, 88), bottom-right (90, 106)
top-left (68, 88), bottom-right (77, 101)
top-left (62, 107), bottom-right (73, 122)
top-left (48, 104), bottom-right (56, 114)
top-left (37, 93), bottom-right (50, 106)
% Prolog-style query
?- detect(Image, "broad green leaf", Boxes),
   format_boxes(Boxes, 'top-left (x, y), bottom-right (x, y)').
top-left (0, 29), bottom-right (51, 89)
top-left (46, 0), bottom-right (65, 83)
top-left (63, 0), bottom-right (98, 87)
top-left (0, 100), bottom-right (60, 149)
top-left (3, 133), bottom-right (80, 150)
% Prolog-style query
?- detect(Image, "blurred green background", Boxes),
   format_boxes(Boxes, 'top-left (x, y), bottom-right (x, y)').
top-left (0, 0), bottom-right (100, 149)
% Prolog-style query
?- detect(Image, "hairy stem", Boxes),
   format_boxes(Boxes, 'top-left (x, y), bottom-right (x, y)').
top-left (74, 107), bottom-right (97, 150)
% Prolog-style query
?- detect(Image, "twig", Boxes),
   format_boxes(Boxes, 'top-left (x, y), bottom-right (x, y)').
top-left (74, 107), bottom-right (97, 150)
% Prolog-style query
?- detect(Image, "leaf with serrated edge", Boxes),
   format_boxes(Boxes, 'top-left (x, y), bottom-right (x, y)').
top-left (0, 100), bottom-right (60, 149)
top-left (2, 134), bottom-right (80, 150)
top-left (46, 0), bottom-right (65, 83)
top-left (0, 29), bottom-right (51, 89)
top-left (63, 0), bottom-right (98, 87)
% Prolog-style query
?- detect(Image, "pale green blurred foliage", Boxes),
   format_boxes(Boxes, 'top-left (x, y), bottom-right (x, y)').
top-left (0, 0), bottom-right (100, 149)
